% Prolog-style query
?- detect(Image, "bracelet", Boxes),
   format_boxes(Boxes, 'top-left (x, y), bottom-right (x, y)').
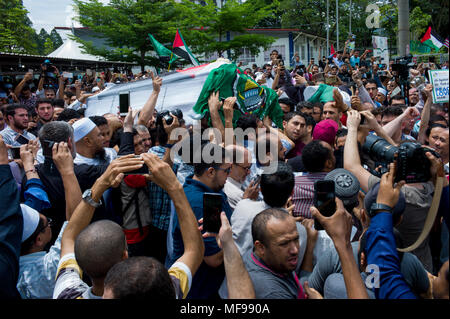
top-left (25, 168), bottom-right (36, 174)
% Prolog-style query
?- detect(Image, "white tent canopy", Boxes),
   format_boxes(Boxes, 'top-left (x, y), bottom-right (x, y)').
top-left (47, 38), bottom-right (103, 61)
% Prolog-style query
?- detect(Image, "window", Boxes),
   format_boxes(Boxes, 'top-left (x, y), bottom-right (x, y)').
top-left (204, 51), bottom-right (220, 62)
top-left (238, 48), bottom-right (256, 65)
top-left (264, 45), bottom-right (286, 62)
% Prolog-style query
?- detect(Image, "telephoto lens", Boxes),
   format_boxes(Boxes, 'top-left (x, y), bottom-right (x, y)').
top-left (362, 135), bottom-right (438, 183)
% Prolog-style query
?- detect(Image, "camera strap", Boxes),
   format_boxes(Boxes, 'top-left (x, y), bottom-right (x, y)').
top-left (397, 176), bottom-right (444, 253)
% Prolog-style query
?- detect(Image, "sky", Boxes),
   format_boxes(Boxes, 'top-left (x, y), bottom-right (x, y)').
top-left (23, 0), bottom-right (110, 33)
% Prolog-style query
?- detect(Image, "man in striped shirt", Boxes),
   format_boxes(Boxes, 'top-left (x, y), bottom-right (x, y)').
top-left (292, 140), bottom-right (336, 218)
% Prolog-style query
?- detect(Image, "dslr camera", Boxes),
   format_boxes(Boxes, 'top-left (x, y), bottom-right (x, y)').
top-left (363, 134), bottom-right (439, 183)
top-left (42, 59), bottom-right (55, 73)
top-left (158, 108), bottom-right (183, 125)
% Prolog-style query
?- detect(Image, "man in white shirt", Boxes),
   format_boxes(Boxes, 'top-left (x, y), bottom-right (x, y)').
top-left (223, 145), bottom-right (259, 210)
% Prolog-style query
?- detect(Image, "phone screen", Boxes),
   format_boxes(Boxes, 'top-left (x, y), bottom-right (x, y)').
top-left (119, 92), bottom-right (130, 114)
top-left (15, 134), bottom-right (29, 145)
top-left (325, 76), bottom-right (337, 85)
top-left (11, 147), bottom-right (21, 160)
top-left (42, 140), bottom-right (56, 158)
top-left (203, 193), bottom-right (223, 233)
top-left (313, 180), bottom-right (336, 230)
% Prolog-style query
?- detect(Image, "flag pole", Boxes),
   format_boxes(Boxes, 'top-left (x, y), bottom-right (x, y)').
top-left (168, 28), bottom-right (178, 72)
top-left (168, 51), bottom-right (173, 72)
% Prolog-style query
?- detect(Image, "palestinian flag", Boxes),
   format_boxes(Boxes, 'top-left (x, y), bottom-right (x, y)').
top-left (148, 34), bottom-right (178, 63)
top-left (329, 44), bottom-right (336, 58)
top-left (421, 27), bottom-right (444, 51)
top-left (171, 29), bottom-right (199, 66)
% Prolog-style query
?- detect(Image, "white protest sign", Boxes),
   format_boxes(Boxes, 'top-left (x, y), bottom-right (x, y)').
top-left (372, 36), bottom-right (389, 65)
top-left (428, 69), bottom-right (449, 103)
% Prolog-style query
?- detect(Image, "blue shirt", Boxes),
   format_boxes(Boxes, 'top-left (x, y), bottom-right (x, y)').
top-left (170, 175), bottom-right (233, 299)
top-left (23, 178), bottom-right (51, 212)
top-left (366, 212), bottom-right (417, 299)
top-left (17, 222), bottom-right (67, 299)
top-left (350, 56), bottom-right (360, 68)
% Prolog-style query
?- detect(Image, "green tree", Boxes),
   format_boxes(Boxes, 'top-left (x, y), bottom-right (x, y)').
top-left (173, 0), bottom-right (277, 62)
top-left (73, 0), bottom-right (183, 71)
top-left (50, 28), bottom-right (64, 50)
top-left (278, 0), bottom-right (375, 50)
top-left (0, 0), bottom-right (38, 53)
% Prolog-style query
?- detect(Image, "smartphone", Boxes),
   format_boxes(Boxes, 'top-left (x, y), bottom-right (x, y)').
top-left (313, 180), bottom-right (336, 231)
top-left (203, 193), bottom-right (223, 233)
top-left (15, 134), bottom-right (29, 145)
top-left (42, 140), bottom-right (56, 158)
top-left (325, 76), bottom-right (338, 85)
top-left (119, 91), bottom-right (130, 115)
top-left (252, 175), bottom-right (261, 185)
top-left (360, 114), bottom-right (366, 125)
top-left (123, 165), bottom-right (149, 176)
top-left (11, 146), bottom-right (21, 160)
top-left (313, 72), bottom-right (325, 83)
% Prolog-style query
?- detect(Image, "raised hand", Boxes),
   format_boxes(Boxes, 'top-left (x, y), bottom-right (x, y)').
top-left (141, 153), bottom-right (181, 192)
top-left (150, 71), bottom-right (162, 93)
top-left (52, 142), bottom-right (74, 176)
top-left (99, 154), bottom-right (145, 188)
top-left (310, 198), bottom-right (353, 248)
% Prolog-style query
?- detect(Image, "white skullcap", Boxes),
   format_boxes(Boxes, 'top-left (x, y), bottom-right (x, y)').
top-left (72, 117), bottom-right (97, 142)
top-left (378, 87), bottom-right (387, 96)
top-left (92, 86), bottom-right (100, 93)
top-left (21, 204), bottom-right (40, 242)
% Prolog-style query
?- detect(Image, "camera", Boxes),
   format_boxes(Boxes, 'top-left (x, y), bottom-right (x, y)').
top-left (362, 134), bottom-right (439, 183)
top-left (158, 109), bottom-right (183, 125)
top-left (42, 59), bottom-right (55, 73)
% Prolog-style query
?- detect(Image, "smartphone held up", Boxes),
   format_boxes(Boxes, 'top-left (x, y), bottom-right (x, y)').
top-left (203, 193), bottom-right (223, 233)
top-left (313, 180), bottom-right (336, 231)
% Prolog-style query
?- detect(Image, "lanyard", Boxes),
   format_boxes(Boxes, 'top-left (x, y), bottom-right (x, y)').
top-left (251, 253), bottom-right (305, 299)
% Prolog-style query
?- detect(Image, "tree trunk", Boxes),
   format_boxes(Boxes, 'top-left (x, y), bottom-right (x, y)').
top-left (140, 50), bottom-right (146, 72)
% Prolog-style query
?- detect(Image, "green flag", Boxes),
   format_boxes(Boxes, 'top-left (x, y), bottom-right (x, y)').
top-left (148, 34), bottom-right (178, 62)
top-left (193, 63), bottom-right (284, 129)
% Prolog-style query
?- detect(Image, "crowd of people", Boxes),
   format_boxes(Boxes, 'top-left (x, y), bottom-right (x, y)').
top-left (0, 43), bottom-right (449, 301)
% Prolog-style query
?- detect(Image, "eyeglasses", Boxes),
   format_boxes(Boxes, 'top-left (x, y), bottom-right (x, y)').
top-left (215, 166), bottom-right (231, 174)
top-left (236, 164), bottom-right (252, 171)
top-left (38, 217), bottom-right (53, 233)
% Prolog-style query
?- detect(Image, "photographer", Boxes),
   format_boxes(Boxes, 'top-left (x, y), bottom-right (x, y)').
top-left (36, 61), bottom-right (64, 101)
top-left (344, 110), bottom-right (436, 272)
top-left (14, 73), bottom-right (38, 111)
top-left (365, 160), bottom-right (449, 299)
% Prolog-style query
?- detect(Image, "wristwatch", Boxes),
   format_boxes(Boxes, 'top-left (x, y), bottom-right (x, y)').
top-left (82, 189), bottom-right (102, 208)
top-left (369, 203), bottom-right (392, 218)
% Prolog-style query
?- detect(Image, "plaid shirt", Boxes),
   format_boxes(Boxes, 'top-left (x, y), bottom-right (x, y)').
top-left (292, 172), bottom-right (328, 218)
top-left (148, 146), bottom-right (179, 231)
